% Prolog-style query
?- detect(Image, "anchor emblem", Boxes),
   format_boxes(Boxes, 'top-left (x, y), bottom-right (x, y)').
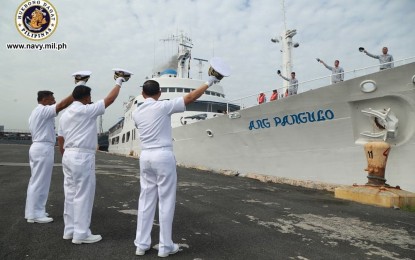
top-left (360, 108), bottom-right (398, 141)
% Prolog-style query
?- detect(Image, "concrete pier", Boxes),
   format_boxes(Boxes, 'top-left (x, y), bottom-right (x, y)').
top-left (1, 144), bottom-right (414, 259)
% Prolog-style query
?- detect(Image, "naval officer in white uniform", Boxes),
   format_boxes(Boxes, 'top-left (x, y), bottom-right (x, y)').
top-left (58, 74), bottom-right (129, 244)
top-left (25, 91), bottom-right (73, 223)
top-left (133, 75), bottom-right (223, 257)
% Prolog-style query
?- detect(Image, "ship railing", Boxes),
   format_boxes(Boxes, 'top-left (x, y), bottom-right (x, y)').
top-left (108, 127), bottom-right (123, 136)
top-left (228, 56), bottom-right (415, 110)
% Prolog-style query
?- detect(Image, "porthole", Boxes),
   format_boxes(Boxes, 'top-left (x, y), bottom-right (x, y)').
top-left (360, 80), bottom-right (377, 93)
top-left (206, 129), bottom-right (213, 137)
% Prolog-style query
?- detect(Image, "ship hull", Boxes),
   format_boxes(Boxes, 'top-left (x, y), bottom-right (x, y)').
top-left (109, 62), bottom-right (415, 192)
top-left (172, 63), bottom-right (415, 192)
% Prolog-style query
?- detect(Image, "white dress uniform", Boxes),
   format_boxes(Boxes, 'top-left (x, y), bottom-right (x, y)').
top-left (365, 51), bottom-right (394, 70)
top-left (25, 104), bottom-right (57, 220)
top-left (132, 97), bottom-right (185, 255)
top-left (58, 100), bottom-right (105, 240)
top-left (322, 63), bottom-right (344, 83)
top-left (279, 74), bottom-right (298, 95)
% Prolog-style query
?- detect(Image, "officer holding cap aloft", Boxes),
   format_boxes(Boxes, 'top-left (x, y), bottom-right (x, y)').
top-left (360, 46), bottom-right (394, 70)
top-left (277, 70), bottom-right (298, 96)
top-left (317, 59), bottom-right (344, 83)
top-left (133, 57), bottom-right (230, 257)
top-left (58, 69), bottom-right (132, 244)
top-left (72, 70), bottom-right (92, 86)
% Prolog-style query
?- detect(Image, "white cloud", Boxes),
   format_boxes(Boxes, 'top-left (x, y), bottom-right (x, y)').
top-left (1, 0), bottom-right (414, 130)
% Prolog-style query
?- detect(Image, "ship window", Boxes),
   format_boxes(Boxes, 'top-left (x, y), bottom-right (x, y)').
top-left (112, 136), bottom-right (119, 145)
top-left (122, 134), bottom-right (125, 143)
top-left (161, 88), bottom-right (167, 92)
top-left (185, 100), bottom-right (240, 113)
top-left (184, 88), bottom-right (191, 93)
top-left (126, 132), bottom-right (130, 142)
top-left (177, 88), bottom-right (184, 92)
top-left (168, 88), bottom-right (175, 92)
top-left (205, 91), bottom-right (211, 95)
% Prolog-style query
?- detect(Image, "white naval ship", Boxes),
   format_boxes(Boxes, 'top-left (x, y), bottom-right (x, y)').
top-left (108, 32), bottom-right (415, 193)
top-left (108, 33), bottom-right (240, 154)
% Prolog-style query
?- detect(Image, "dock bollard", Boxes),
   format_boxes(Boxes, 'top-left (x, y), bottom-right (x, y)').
top-left (364, 141), bottom-right (391, 186)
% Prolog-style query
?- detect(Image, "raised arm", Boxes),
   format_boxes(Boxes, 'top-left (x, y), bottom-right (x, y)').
top-left (183, 76), bottom-right (218, 105)
top-left (104, 78), bottom-right (124, 108)
top-left (277, 71), bottom-right (289, 81)
top-left (55, 94), bottom-right (74, 114)
top-left (364, 50), bottom-right (379, 59)
top-left (319, 60), bottom-right (333, 71)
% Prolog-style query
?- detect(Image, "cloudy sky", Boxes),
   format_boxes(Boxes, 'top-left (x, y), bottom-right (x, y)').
top-left (1, 0), bottom-right (414, 131)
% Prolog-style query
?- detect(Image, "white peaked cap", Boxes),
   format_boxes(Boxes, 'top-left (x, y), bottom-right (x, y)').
top-left (112, 68), bottom-right (134, 75)
top-left (209, 57), bottom-right (231, 77)
top-left (72, 71), bottom-right (92, 77)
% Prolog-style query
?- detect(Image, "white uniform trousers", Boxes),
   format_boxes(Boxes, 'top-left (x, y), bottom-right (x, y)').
top-left (25, 142), bottom-right (54, 219)
top-left (62, 149), bottom-right (96, 240)
top-left (134, 148), bottom-right (177, 255)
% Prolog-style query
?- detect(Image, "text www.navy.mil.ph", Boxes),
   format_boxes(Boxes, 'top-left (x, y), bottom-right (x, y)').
top-left (6, 42), bottom-right (67, 51)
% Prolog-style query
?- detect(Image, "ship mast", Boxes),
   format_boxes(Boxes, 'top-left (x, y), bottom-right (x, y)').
top-left (193, 57), bottom-right (208, 79)
top-left (271, 0), bottom-right (299, 92)
top-left (161, 32), bottom-right (193, 78)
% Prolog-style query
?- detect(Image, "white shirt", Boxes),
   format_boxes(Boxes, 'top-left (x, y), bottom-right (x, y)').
top-left (323, 63), bottom-right (344, 83)
top-left (279, 74), bottom-right (298, 94)
top-left (29, 104), bottom-right (57, 143)
top-left (365, 51), bottom-right (394, 69)
top-left (133, 97), bottom-right (185, 150)
top-left (58, 100), bottom-right (105, 150)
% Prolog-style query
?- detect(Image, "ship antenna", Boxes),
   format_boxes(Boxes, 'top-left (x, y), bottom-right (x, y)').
top-left (271, 0), bottom-right (300, 93)
top-left (193, 58), bottom-right (208, 80)
top-left (161, 32), bottom-right (193, 78)
top-left (282, 0), bottom-right (287, 32)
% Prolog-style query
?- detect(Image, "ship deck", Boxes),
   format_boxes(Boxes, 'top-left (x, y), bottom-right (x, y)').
top-left (1, 144), bottom-right (414, 259)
